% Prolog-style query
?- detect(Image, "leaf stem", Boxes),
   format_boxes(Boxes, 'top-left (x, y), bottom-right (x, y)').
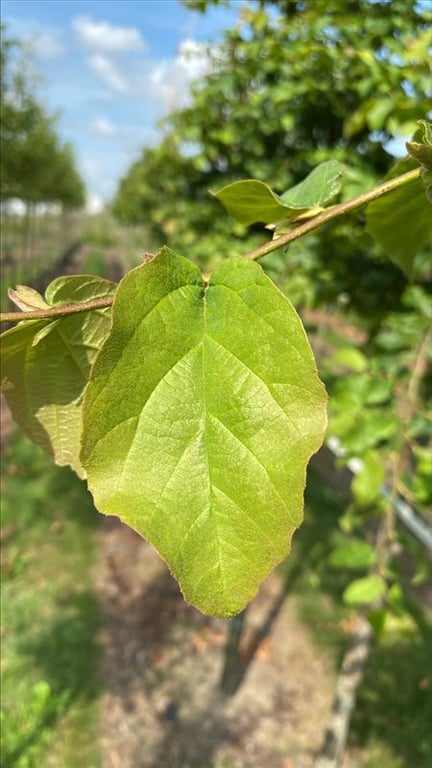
top-left (244, 167), bottom-right (421, 261)
top-left (0, 296), bottom-right (114, 323)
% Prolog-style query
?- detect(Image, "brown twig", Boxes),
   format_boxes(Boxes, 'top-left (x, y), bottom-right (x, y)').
top-left (0, 295), bottom-right (114, 323)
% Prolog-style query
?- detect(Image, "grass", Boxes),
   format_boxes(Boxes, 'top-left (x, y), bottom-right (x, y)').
top-left (1, 432), bottom-right (102, 768)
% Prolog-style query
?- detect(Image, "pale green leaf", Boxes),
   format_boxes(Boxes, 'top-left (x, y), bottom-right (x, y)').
top-left (81, 247), bottom-right (327, 617)
top-left (280, 160), bottom-right (345, 208)
top-left (343, 575), bottom-right (386, 606)
top-left (329, 347), bottom-right (368, 373)
top-left (406, 119), bottom-right (432, 171)
top-left (351, 454), bottom-right (385, 507)
top-left (367, 608), bottom-right (388, 636)
top-left (406, 142), bottom-right (432, 171)
top-left (343, 99), bottom-right (373, 138)
top-left (8, 285), bottom-right (50, 312)
top-left (213, 161), bottom-right (345, 226)
top-left (329, 539), bottom-right (376, 570)
top-left (45, 274), bottom-right (114, 305)
top-left (213, 179), bottom-right (292, 225)
top-left (1, 275), bottom-right (115, 477)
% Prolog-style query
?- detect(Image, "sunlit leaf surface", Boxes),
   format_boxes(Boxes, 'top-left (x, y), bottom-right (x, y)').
top-left (81, 248), bottom-right (327, 616)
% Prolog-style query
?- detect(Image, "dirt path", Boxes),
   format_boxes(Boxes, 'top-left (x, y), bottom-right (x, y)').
top-left (93, 518), bottom-right (337, 768)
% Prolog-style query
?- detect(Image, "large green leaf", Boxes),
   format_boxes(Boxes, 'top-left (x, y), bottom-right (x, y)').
top-left (1, 275), bottom-right (116, 477)
top-left (213, 161), bottom-right (345, 227)
top-left (366, 157), bottom-right (432, 279)
top-left (81, 247), bottom-right (327, 617)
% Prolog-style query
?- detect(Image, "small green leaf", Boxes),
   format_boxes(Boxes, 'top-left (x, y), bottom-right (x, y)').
top-left (1, 275), bottom-right (116, 477)
top-left (367, 608), bottom-right (387, 636)
top-left (406, 119), bottom-right (432, 171)
top-left (366, 157), bottom-right (432, 279)
top-left (213, 161), bottom-right (345, 226)
top-left (351, 454), bottom-right (385, 507)
top-left (213, 179), bottom-right (293, 225)
top-left (330, 410), bottom-right (396, 454)
top-left (406, 142), bottom-right (432, 171)
top-left (45, 274), bottom-right (114, 305)
top-left (417, 119), bottom-right (432, 145)
top-left (8, 285), bottom-right (50, 312)
top-left (343, 575), bottom-right (386, 606)
top-left (280, 160), bottom-right (345, 208)
top-left (329, 539), bottom-right (376, 570)
top-left (329, 347), bottom-right (368, 373)
top-left (81, 247), bottom-right (327, 617)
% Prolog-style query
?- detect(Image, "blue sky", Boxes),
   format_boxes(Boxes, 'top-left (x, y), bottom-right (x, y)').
top-left (3, 0), bottom-right (241, 210)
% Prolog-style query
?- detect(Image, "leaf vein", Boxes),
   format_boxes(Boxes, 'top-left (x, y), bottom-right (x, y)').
top-left (208, 337), bottom-right (303, 439)
top-left (211, 482), bottom-right (278, 558)
top-left (55, 324), bottom-right (88, 380)
top-left (214, 283), bottom-right (310, 365)
top-left (208, 412), bottom-right (291, 521)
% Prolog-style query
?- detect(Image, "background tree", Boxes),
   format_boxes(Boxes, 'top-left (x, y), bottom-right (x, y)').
top-left (113, 0), bottom-right (431, 325)
top-left (1, 27), bottom-right (85, 209)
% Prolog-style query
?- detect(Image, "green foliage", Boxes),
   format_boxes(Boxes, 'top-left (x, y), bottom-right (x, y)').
top-left (0, 29), bottom-right (85, 207)
top-left (351, 635), bottom-right (432, 767)
top-left (343, 575), bottom-right (387, 606)
top-left (1, 10), bottom-right (431, 766)
top-left (365, 157), bottom-right (432, 279)
top-left (2, 130), bottom-right (431, 622)
top-left (1, 8), bottom-right (431, 633)
top-left (81, 247), bottom-right (327, 616)
top-left (113, 0), bottom-right (430, 293)
top-left (351, 455), bottom-right (385, 508)
top-left (329, 538), bottom-right (376, 570)
top-left (1, 276), bottom-right (115, 476)
top-left (407, 119), bottom-right (432, 173)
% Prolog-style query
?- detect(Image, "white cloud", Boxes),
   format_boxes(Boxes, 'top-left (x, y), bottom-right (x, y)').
top-left (28, 29), bottom-right (66, 60)
top-left (83, 36), bottom-right (211, 107)
top-left (10, 23), bottom-right (66, 62)
top-left (90, 116), bottom-right (118, 137)
top-left (73, 15), bottom-right (146, 54)
top-left (88, 55), bottom-right (129, 93)
top-left (148, 38), bottom-right (210, 112)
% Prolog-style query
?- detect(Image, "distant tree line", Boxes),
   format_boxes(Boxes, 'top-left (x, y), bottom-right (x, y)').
top-left (1, 26), bottom-right (85, 210)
